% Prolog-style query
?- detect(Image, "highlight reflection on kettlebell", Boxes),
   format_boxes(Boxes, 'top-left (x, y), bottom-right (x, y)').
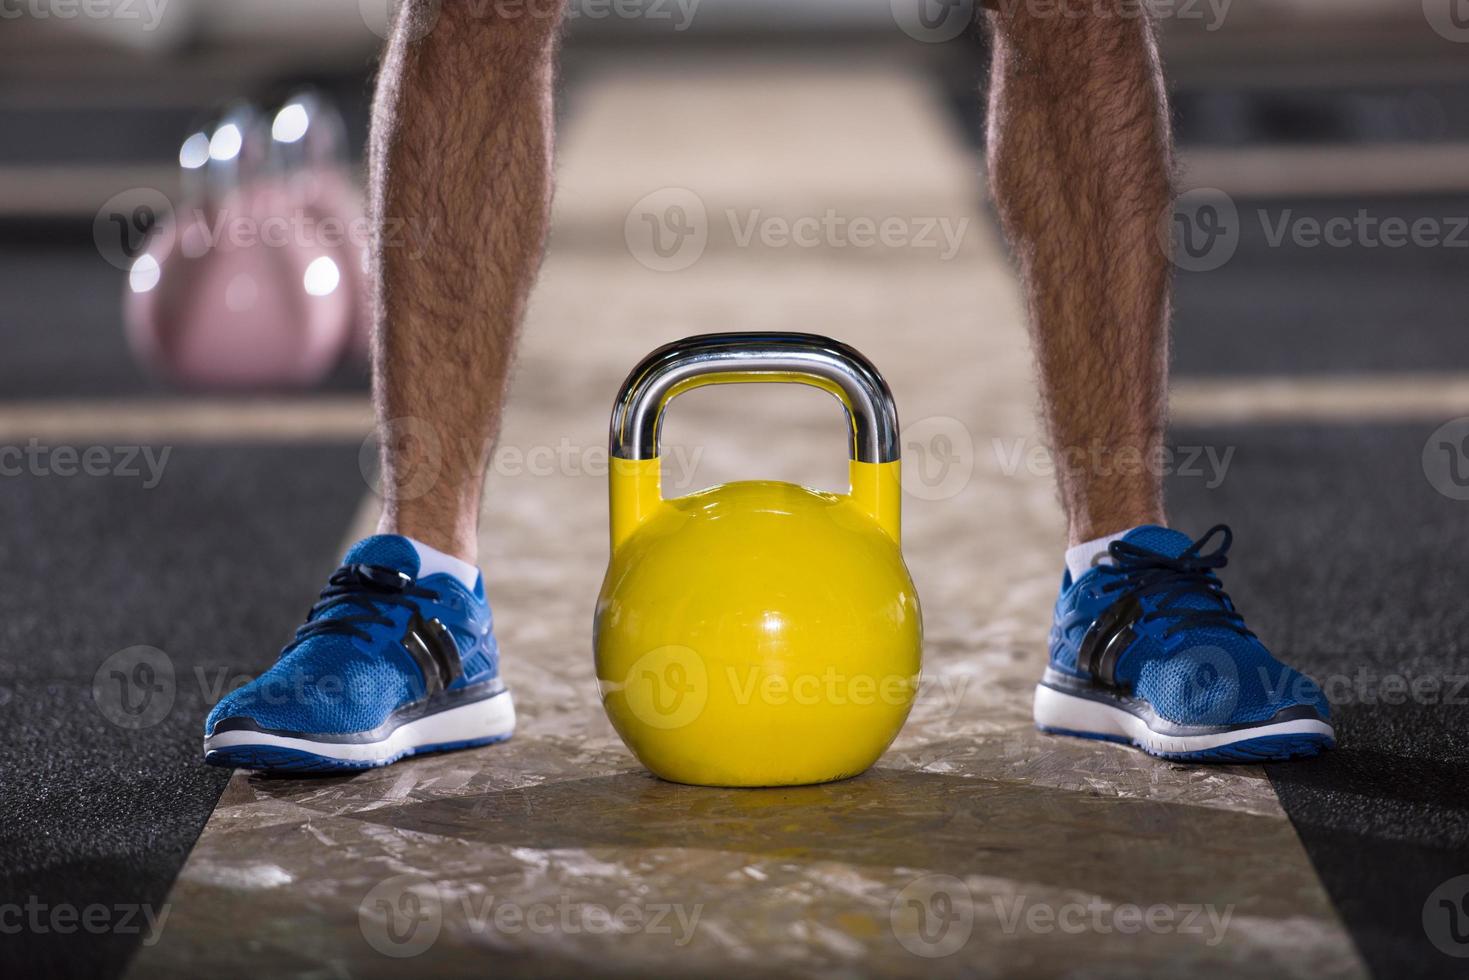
top-left (594, 333), bottom-right (923, 788)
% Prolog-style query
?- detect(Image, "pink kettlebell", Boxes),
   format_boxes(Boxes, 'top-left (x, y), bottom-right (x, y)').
top-left (269, 89), bottom-right (371, 365)
top-left (124, 102), bottom-right (353, 389)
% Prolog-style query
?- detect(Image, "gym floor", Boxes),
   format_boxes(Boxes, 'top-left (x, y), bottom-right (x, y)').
top-left (3, 14), bottom-right (1468, 980)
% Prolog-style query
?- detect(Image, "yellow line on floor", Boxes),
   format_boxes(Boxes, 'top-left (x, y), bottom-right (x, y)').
top-left (1180, 143), bottom-right (1469, 197)
top-left (1, 375), bottom-right (1463, 446)
top-left (0, 397), bottom-right (371, 442)
top-left (1171, 374), bottom-right (1469, 424)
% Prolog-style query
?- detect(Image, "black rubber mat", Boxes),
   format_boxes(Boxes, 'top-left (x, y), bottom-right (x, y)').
top-left (1167, 423), bottom-right (1469, 979)
top-left (0, 441), bottom-right (365, 979)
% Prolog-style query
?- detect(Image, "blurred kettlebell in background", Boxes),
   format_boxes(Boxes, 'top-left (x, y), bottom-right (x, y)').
top-left (268, 89), bottom-right (371, 365)
top-left (124, 100), bottom-right (353, 389)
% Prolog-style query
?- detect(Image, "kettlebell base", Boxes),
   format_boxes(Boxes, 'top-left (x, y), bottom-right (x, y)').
top-left (641, 766), bottom-right (876, 789)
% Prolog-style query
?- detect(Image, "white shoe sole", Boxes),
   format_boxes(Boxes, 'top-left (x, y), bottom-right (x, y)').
top-left (1033, 683), bottom-right (1334, 759)
top-left (204, 690), bottom-right (516, 769)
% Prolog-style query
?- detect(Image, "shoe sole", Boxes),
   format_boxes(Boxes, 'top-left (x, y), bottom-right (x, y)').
top-left (1033, 682), bottom-right (1334, 762)
top-left (203, 689), bottom-right (516, 774)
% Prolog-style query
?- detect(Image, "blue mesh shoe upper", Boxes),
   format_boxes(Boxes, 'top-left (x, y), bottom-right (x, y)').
top-left (205, 535), bottom-right (500, 736)
top-left (1049, 525), bottom-right (1330, 727)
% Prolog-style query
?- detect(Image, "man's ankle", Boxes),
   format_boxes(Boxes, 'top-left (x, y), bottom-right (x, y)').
top-left (377, 515), bottom-right (479, 569)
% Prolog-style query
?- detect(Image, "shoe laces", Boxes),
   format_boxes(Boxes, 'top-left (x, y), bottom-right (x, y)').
top-left (288, 563), bottom-right (439, 648)
top-left (1095, 524), bottom-right (1254, 640)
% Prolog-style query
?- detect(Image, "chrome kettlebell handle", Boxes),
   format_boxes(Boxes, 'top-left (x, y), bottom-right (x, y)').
top-left (609, 333), bottom-right (900, 463)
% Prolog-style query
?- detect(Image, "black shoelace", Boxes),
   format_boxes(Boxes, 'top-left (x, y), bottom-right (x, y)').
top-left (289, 563), bottom-right (439, 647)
top-left (1095, 524), bottom-right (1254, 640)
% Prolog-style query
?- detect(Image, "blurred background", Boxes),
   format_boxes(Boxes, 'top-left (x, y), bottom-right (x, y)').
top-left (2, 2), bottom-right (1467, 978)
top-left (5, 0), bottom-right (1469, 393)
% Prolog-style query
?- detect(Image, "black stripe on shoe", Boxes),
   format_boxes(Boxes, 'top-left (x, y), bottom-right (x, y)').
top-left (1077, 593), bottom-right (1143, 688)
top-left (401, 613), bottom-right (464, 695)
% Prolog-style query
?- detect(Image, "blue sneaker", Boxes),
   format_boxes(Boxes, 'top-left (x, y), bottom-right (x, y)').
top-left (203, 535), bottom-right (514, 773)
top-left (1033, 524), bottom-right (1334, 762)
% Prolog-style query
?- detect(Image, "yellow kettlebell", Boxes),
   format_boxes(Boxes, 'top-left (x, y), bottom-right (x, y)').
top-left (594, 333), bottom-right (923, 787)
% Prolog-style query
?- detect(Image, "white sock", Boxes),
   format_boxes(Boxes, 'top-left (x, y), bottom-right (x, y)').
top-left (1065, 529), bottom-right (1131, 582)
top-left (407, 537), bottom-right (480, 590)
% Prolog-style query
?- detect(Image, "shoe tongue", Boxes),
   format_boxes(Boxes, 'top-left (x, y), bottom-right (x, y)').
top-left (342, 534), bottom-right (421, 577)
top-left (1119, 525), bottom-right (1193, 559)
